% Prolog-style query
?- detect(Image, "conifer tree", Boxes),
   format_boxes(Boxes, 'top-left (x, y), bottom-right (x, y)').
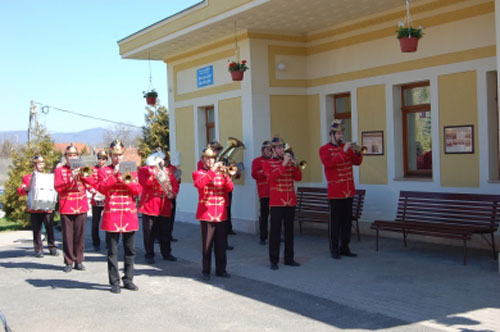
top-left (138, 105), bottom-right (170, 164)
top-left (1, 126), bottom-right (61, 227)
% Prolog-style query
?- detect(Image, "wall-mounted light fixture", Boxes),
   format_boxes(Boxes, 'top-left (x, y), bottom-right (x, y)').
top-left (277, 63), bottom-right (286, 71)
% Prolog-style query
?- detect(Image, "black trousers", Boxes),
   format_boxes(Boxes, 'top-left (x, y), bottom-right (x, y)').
top-left (269, 206), bottom-right (295, 265)
top-left (106, 232), bottom-right (135, 286)
top-left (30, 212), bottom-right (56, 253)
top-left (91, 205), bottom-right (104, 247)
top-left (200, 221), bottom-right (227, 275)
top-left (259, 198), bottom-right (270, 241)
top-left (142, 214), bottom-right (173, 259)
top-left (61, 213), bottom-right (87, 265)
top-left (329, 198), bottom-right (353, 253)
top-left (171, 198), bottom-right (177, 235)
top-left (226, 191), bottom-right (233, 234)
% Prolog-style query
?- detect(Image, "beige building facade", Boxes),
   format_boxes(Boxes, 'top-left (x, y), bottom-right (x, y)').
top-left (119, 0), bottom-right (500, 246)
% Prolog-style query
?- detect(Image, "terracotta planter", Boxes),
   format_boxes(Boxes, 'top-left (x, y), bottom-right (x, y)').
top-left (399, 37), bottom-right (419, 53)
top-left (146, 96), bottom-right (157, 106)
top-left (230, 70), bottom-right (244, 81)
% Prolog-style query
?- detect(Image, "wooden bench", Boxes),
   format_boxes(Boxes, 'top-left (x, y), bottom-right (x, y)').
top-left (371, 191), bottom-right (500, 265)
top-left (295, 187), bottom-right (366, 241)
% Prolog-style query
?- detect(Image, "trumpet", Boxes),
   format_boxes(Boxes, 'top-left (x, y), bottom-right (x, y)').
top-left (284, 144), bottom-right (308, 170)
top-left (119, 161), bottom-right (137, 184)
top-left (123, 172), bottom-right (134, 184)
top-left (81, 166), bottom-right (92, 177)
top-left (348, 142), bottom-right (368, 155)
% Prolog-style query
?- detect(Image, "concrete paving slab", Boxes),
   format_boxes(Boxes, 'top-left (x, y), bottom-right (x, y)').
top-left (0, 218), bottom-right (498, 332)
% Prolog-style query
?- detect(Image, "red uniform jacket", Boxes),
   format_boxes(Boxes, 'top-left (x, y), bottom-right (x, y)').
top-left (263, 158), bottom-right (302, 207)
top-left (159, 168), bottom-right (179, 217)
top-left (97, 165), bottom-right (142, 232)
top-left (167, 164), bottom-right (181, 184)
top-left (17, 173), bottom-right (53, 213)
top-left (90, 165), bottom-right (105, 206)
top-left (192, 168), bottom-right (233, 222)
top-left (138, 166), bottom-right (179, 217)
top-left (251, 156), bottom-right (270, 198)
top-left (54, 165), bottom-right (90, 215)
top-left (319, 142), bottom-right (363, 199)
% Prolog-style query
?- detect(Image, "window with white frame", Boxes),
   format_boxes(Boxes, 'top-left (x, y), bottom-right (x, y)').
top-left (334, 92), bottom-right (352, 142)
top-left (401, 82), bottom-right (432, 177)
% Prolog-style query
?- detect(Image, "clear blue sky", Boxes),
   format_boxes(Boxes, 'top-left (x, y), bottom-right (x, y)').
top-left (0, 0), bottom-right (200, 133)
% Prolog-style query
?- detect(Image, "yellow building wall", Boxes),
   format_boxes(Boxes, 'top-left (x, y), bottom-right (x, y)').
top-left (357, 84), bottom-right (388, 185)
top-left (218, 97), bottom-right (244, 185)
top-left (439, 71), bottom-right (479, 187)
top-left (270, 95), bottom-right (322, 182)
top-left (175, 106), bottom-right (195, 183)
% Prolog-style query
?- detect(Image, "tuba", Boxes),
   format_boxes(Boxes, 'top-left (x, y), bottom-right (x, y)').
top-left (146, 151), bottom-right (173, 198)
top-left (216, 137), bottom-right (246, 177)
top-left (284, 144), bottom-right (307, 170)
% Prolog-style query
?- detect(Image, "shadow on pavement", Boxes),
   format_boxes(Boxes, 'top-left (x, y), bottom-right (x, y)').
top-left (26, 278), bottom-right (109, 292)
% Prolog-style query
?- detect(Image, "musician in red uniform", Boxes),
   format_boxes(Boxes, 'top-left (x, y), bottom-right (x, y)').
top-left (138, 151), bottom-right (179, 264)
top-left (17, 155), bottom-right (58, 257)
top-left (165, 152), bottom-right (181, 242)
top-left (193, 147), bottom-right (233, 280)
top-left (251, 140), bottom-right (272, 245)
top-left (54, 144), bottom-right (92, 273)
top-left (89, 150), bottom-right (108, 251)
top-left (198, 140), bottom-right (235, 249)
top-left (97, 140), bottom-right (142, 294)
top-left (319, 119), bottom-right (363, 259)
top-left (263, 136), bottom-right (302, 270)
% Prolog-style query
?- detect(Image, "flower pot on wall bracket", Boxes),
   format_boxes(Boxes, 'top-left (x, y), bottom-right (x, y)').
top-left (399, 37), bottom-right (419, 52)
top-left (230, 71), bottom-right (244, 81)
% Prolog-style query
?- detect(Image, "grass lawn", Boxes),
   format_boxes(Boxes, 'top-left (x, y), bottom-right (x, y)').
top-left (0, 217), bottom-right (22, 232)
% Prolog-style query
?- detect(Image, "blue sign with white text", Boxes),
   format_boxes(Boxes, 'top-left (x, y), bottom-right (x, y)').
top-left (197, 65), bottom-right (213, 88)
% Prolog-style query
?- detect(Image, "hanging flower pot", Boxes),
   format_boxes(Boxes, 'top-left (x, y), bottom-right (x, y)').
top-left (399, 37), bottom-right (419, 52)
top-left (143, 89), bottom-right (158, 106)
top-left (228, 59), bottom-right (248, 81)
top-left (230, 71), bottom-right (244, 81)
top-left (396, 0), bottom-right (423, 53)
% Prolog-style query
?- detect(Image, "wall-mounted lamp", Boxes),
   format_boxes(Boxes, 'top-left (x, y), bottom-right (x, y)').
top-left (277, 63), bottom-right (286, 71)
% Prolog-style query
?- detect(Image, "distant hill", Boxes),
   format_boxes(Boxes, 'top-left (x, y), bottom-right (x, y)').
top-left (0, 128), bottom-right (142, 147)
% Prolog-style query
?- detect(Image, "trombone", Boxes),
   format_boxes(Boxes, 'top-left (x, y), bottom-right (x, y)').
top-left (284, 144), bottom-right (307, 170)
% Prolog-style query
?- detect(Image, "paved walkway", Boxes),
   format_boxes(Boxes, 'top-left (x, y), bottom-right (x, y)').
top-left (0, 218), bottom-right (499, 332)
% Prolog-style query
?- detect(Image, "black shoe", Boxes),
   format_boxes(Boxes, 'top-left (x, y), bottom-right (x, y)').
top-left (216, 272), bottom-right (231, 278)
top-left (110, 284), bottom-right (121, 294)
top-left (93, 245), bottom-right (100, 252)
top-left (226, 245), bottom-right (234, 250)
top-left (74, 263), bottom-right (86, 271)
top-left (171, 237), bottom-right (178, 242)
top-left (49, 249), bottom-right (59, 256)
top-left (63, 264), bottom-right (73, 273)
top-left (162, 254), bottom-right (177, 262)
top-left (270, 263), bottom-right (279, 270)
top-left (259, 239), bottom-right (266, 245)
top-left (284, 260), bottom-right (300, 267)
top-left (228, 230), bottom-right (237, 235)
top-left (340, 251), bottom-right (358, 257)
top-left (201, 273), bottom-right (211, 281)
top-left (145, 257), bottom-right (155, 264)
top-left (123, 282), bottom-right (139, 291)
top-left (35, 251), bottom-right (44, 258)
top-left (331, 252), bottom-right (341, 260)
